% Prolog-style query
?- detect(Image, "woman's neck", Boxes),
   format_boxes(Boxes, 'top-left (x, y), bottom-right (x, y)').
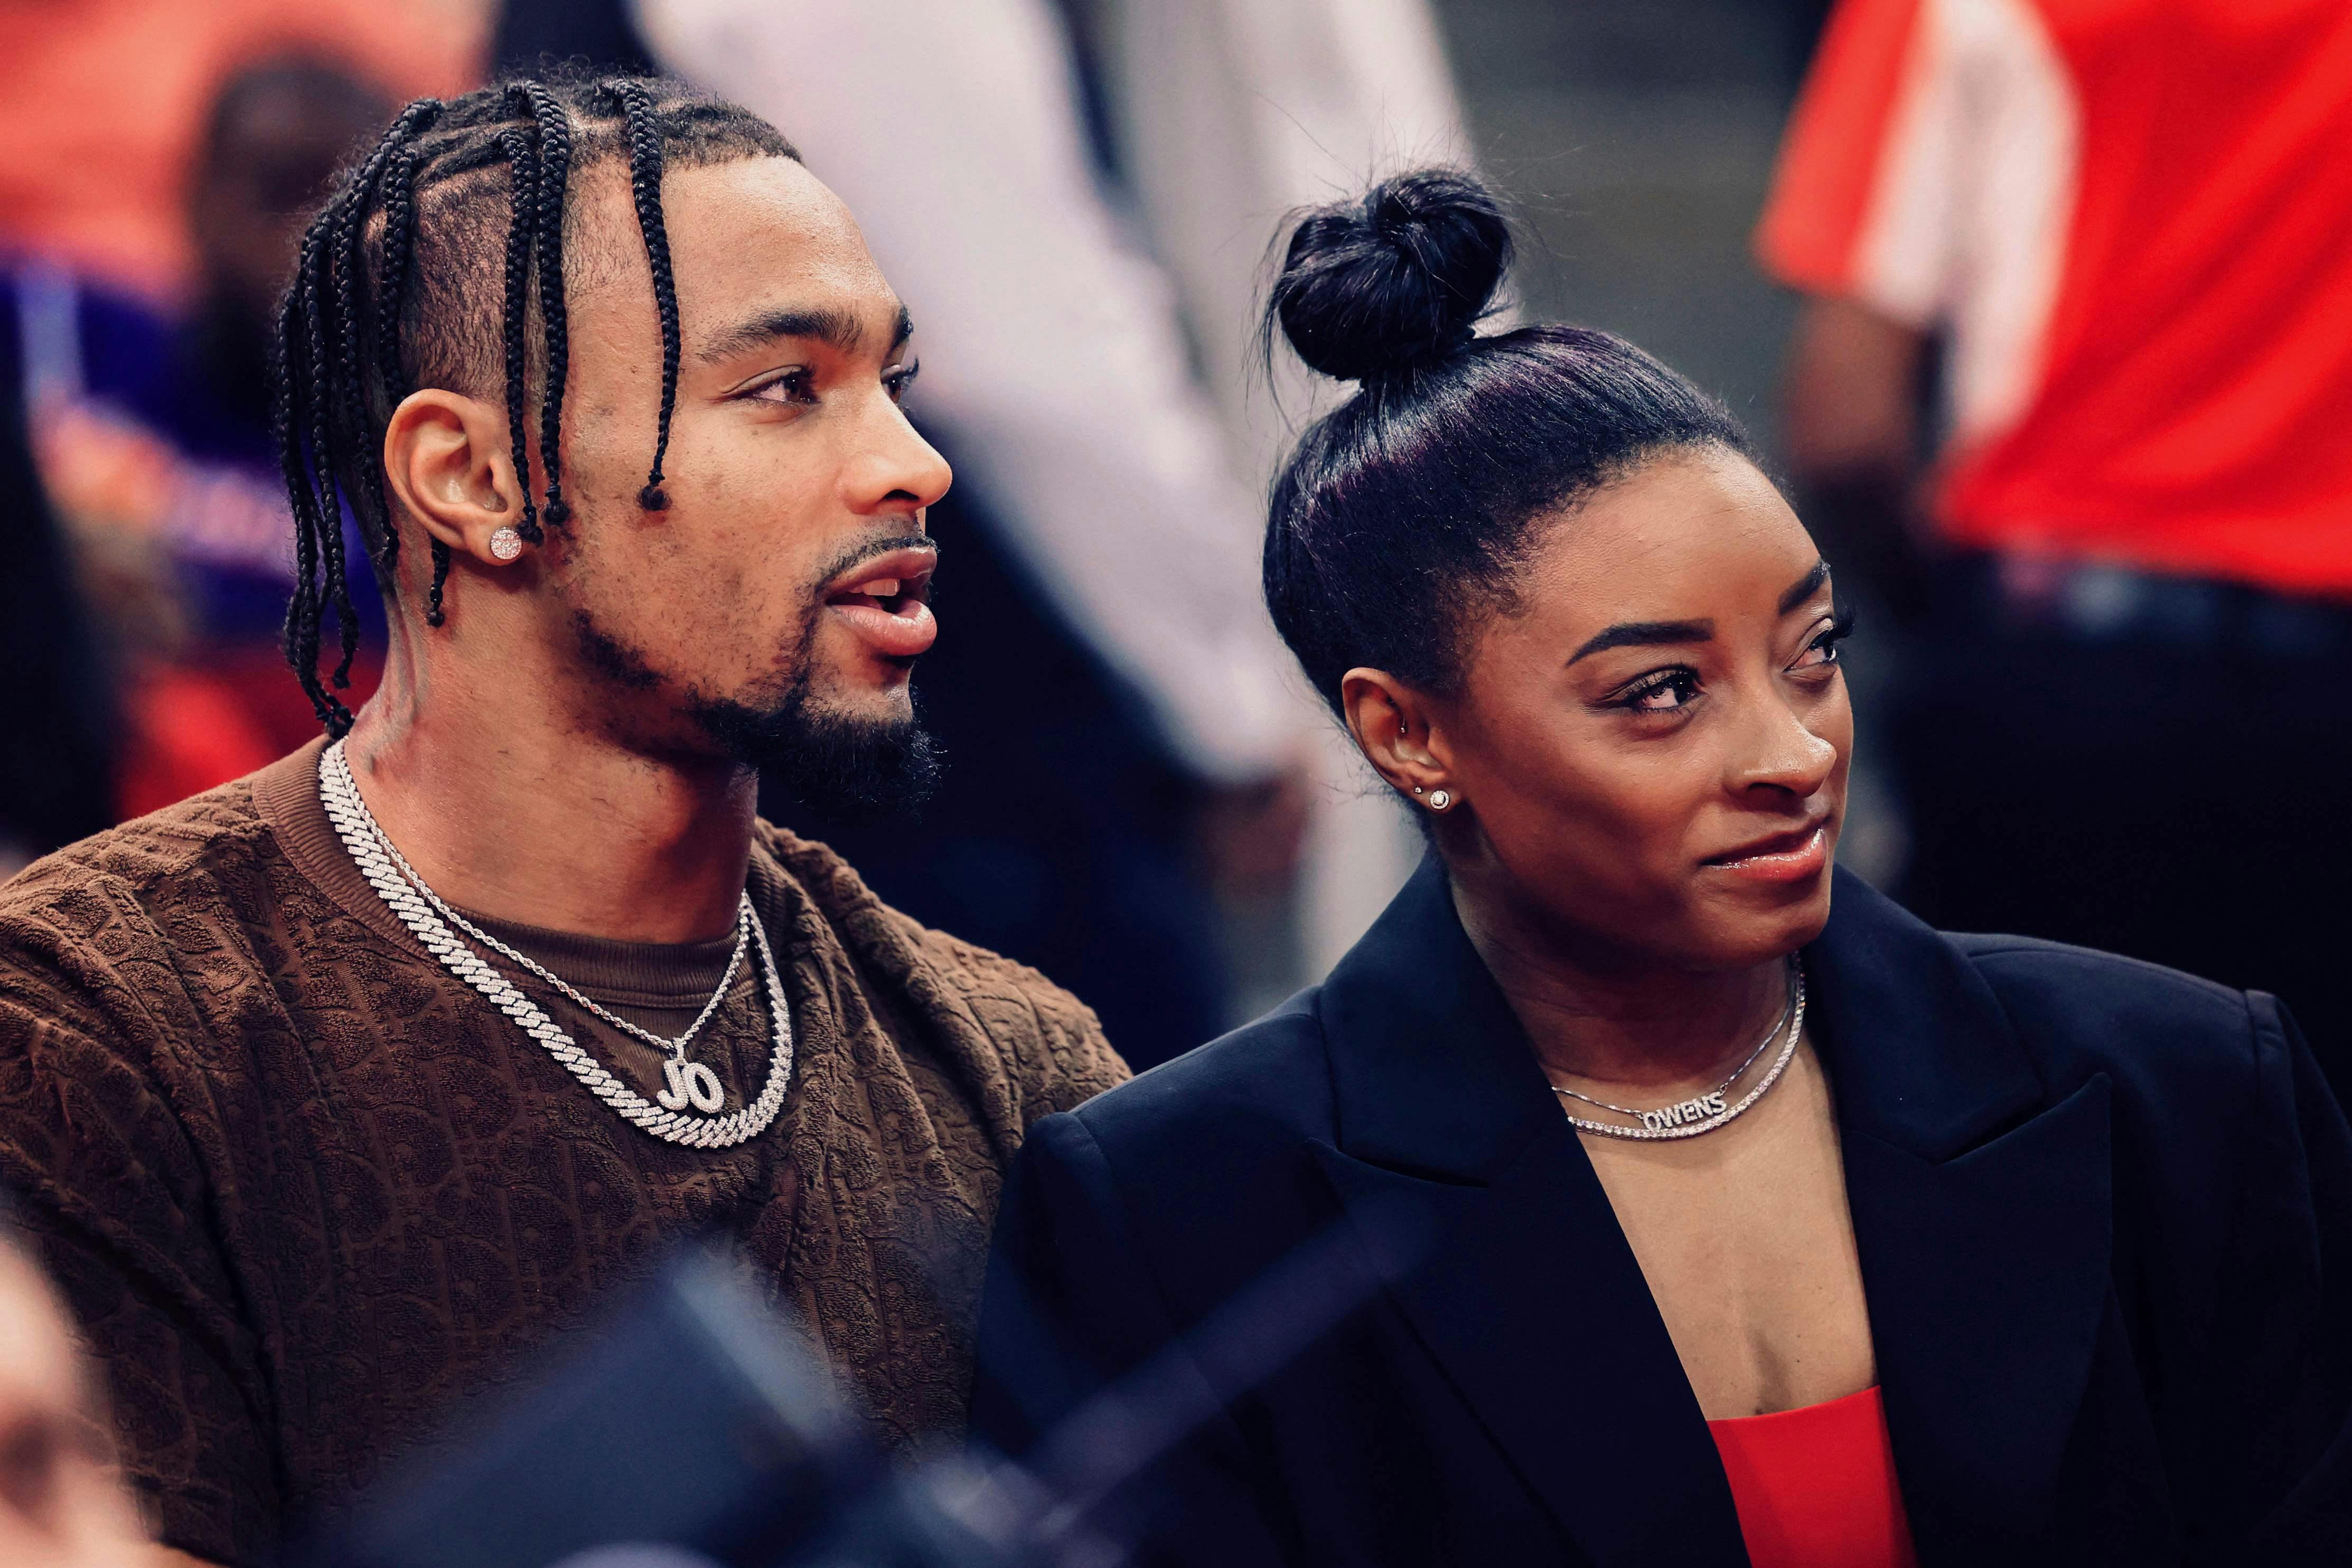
top-left (1450, 874), bottom-right (1790, 1097)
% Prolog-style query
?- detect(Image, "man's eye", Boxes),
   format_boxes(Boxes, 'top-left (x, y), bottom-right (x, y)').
top-left (884, 360), bottom-right (921, 405)
top-left (750, 370), bottom-right (816, 405)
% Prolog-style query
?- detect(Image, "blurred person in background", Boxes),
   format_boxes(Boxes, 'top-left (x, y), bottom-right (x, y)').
top-left (2, 0), bottom-right (485, 835)
top-left (1758, 0), bottom-right (2352, 1085)
top-left (0, 1203), bottom-right (151, 1568)
top-left (14, 59), bottom-right (403, 823)
top-left (1066, 0), bottom-right (1475, 982)
top-left (0, 0), bottom-right (481, 304)
top-left (0, 330), bottom-right (118, 877)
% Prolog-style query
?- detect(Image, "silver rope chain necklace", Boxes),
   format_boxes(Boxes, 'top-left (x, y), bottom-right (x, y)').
top-left (318, 739), bottom-right (793, 1148)
top-left (1548, 957), bottom-right (1805, 1141)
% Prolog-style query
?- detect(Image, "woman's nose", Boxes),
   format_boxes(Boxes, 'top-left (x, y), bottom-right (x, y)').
top-left (1730, 691), bottom-right (1839, 800)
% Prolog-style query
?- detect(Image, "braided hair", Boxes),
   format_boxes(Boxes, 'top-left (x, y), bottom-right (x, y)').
top-left (272, 77), bottom-right (799, 736)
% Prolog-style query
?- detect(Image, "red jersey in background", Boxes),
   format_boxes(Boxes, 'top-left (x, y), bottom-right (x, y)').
top-left (1758, 0), bottom-right (2352, 596)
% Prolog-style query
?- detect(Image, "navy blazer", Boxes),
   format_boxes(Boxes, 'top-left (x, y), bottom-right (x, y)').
top-left (970, 861), bottom-right (2352, 1566)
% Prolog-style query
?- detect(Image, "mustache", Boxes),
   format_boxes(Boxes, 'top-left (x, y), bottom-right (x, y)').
top-left (810, 532), bottom-right (936, 593)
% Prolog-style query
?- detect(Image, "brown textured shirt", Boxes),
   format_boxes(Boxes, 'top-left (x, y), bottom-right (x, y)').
top-left (0, 740), bottom-right (1128, 1565)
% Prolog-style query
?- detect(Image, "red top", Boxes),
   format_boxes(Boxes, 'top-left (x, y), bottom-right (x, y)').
top-left (1707, 1385), bottom-right (1918, 1568)
top-left (1756, 0), bottom-right (2352, 596)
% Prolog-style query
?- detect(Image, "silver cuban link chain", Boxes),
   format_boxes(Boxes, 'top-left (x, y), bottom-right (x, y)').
top-left (1549, 956), bottom-right (1805, 1141)
top-left (318, 739), bottom-right (793, 1149)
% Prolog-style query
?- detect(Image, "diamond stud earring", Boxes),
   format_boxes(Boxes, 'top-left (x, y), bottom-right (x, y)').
top-left (1427, 789), bottom-right (1453, 811)
top-left (488, 525), bottom-right (526, 562)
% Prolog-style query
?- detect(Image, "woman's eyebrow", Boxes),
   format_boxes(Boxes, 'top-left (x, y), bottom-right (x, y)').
top-left (1568, 619), bottom-right (1714, 665)
top-left (1779, 558), bottom-right (1832, 614)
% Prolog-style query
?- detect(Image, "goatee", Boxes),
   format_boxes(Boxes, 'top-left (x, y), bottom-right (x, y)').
top-left (689, 681), bottom-right (942, 823)
top-left (573, 605), bottom-right (942, 823)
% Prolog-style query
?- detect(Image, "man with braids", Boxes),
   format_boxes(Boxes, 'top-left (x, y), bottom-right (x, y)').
top-left (0, 77), bottom-right (1128, 1567)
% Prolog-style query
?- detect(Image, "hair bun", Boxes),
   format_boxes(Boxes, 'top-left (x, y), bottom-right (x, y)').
top-left (1269, 167), bottom-right (1511, 383)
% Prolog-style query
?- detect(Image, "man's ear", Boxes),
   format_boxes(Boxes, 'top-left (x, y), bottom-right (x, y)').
top-left (1341, 667), bottom-right (1456, 805)
top-left (381, 389), bottom-right (531, 565)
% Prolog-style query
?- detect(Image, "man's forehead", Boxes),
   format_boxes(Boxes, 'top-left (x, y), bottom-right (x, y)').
top-left (567, 157), bottom-right (895, 335)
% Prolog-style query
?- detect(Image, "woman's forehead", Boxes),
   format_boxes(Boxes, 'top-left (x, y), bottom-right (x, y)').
top-left (1522, 450), bottom-right (1821, 630)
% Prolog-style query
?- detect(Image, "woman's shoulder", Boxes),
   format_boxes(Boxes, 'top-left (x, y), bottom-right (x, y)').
top-left (1053, 992), bottom-right (1339, 1165)
top-left (1942, 928), bottom-right (2288, 1107)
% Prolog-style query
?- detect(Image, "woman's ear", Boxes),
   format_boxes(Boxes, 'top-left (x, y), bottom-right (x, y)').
top-left (381, 389), bottom-right (531, 565)
top-left (1341, 667), bottom-right (1457, 808)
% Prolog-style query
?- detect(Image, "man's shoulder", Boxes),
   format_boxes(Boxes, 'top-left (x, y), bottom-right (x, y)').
top-left (1, 776), bottom-right (278, 956)
top-left (751, 820), bottom-right (1129, 1108)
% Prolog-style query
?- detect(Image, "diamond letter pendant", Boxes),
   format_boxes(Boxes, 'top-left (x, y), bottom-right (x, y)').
top-left (1638, 1092), bottom-right (1730, 1134)
top-left (658, 1058), bottom-right (727, 1114)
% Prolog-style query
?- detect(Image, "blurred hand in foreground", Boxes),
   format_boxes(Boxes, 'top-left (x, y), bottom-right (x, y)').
top-left (0, 1238), bottom-right (152, 1566)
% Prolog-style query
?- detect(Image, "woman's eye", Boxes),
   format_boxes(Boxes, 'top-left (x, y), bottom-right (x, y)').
top-left (884, 360), bottom-right (921, 405)
top-left (1793, 625), bottom-right (1851, 670)
top-left (1620, 671), bottom-right (1703, 712)
top-left (749, 369), bottom-right (817, 406)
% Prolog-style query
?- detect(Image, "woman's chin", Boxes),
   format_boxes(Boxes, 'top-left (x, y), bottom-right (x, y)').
top-left (1691, 880), bottom-right (1834, 967)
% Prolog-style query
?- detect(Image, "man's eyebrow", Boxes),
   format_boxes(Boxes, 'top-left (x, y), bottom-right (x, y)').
top-left (696, 301), bottom-right (912, 365)
top-left (1779, 558), bottom-right (1833, 615)
top-left (1568, 619), bottom-right (1714, 665)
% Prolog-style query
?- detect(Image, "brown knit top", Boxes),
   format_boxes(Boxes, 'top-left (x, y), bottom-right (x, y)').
top-left (0, 741), bottom-right (1128, 1565)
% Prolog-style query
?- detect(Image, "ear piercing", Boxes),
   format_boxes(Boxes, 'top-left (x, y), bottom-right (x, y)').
top-left (488, 525), bottom-right (526, 562)
top-left (1400, 723), bottom-right (1450, 810)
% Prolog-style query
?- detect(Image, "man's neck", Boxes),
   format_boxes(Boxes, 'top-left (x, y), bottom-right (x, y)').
top-left (339, 659), bottom-right (757, 945)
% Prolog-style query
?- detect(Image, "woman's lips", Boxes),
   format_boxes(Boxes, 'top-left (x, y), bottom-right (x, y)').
top-left (823, 551), bottom-right (938, 659)
top-left (1702, 823), bottom-right (1829, 882)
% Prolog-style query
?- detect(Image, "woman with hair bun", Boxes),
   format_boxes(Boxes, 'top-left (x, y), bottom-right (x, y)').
top-left (970, 170), bottom-right (2352, 1566)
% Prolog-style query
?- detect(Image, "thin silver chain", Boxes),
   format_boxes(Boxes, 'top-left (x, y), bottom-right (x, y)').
top-left (332, 757), bottom-right (750, 1061)
top-left (1550, 958), bottom-right (1806, 1142)
top-left (318, 740), bottom-right (794, 1149)
top-left (1550, 962), bottom-right (1793, 1120)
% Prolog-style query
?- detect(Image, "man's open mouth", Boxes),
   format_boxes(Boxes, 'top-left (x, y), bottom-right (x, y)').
top-left (822, 546), bottom-right (939, 660)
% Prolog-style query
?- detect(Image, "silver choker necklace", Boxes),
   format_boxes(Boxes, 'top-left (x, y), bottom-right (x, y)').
top-left (318, 739), bottom-right (794, 1149)
top-left (1549, 957), bottom-right (1805, 1141)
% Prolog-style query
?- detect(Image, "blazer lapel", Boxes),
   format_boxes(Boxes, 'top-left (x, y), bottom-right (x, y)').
top-left (1309, 858), bottom-right (1749, 1567)
top-left (1806, 872), bottom-right (2117, 1561)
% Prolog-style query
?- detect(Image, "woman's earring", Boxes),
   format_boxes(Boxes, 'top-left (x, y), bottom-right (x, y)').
top-left (488, 525), bottom-right (526, 562)
top-left (1427, 789), bottom-right (1453, 811)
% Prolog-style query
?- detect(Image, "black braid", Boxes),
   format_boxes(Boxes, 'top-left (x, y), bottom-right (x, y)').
top-left (324, 121), bottom-right (417, 692)
top-left (370, 111), bottom-right (438, 574)
top-left (496, 124), bottom-right (544, 547)
top-left (280, 98), bottom-right (442, 731)
top-left (426, 538), bottom-right (453, 625)
top-left (299, 227), bottom-right (349, 731)
top-left (520, 83), bottom-right (574, 529)
top-left (274, 240), bottom-right (331, 724)
top-left (611, 80), bottom-right (681, 511)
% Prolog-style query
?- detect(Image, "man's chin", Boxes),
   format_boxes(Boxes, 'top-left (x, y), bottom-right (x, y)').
top-left (688, 690), bottom-right (941, 824)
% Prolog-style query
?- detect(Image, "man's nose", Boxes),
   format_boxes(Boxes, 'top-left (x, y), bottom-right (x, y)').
top-left (847, 407), bottom-right (951, 517)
